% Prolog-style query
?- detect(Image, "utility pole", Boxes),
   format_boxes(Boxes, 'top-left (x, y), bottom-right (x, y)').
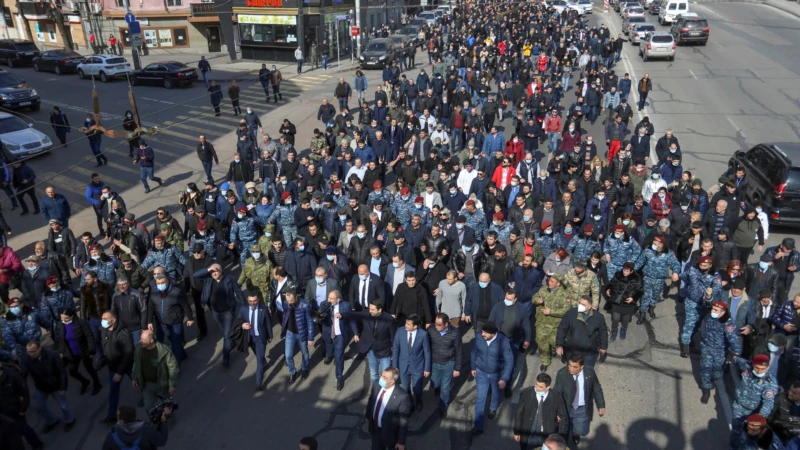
top-left (124, 0), bottom-right (141, 70)
top-left (355, 0), bottom-right (361, 58)
top-left (298, 0), bottom-right (305, 60)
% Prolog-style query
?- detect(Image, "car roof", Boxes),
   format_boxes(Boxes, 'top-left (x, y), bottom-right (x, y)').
top-left (0, 39), bottom-right (34, 44)
top-left (765, 143), bottom-right (800, 165)
top-left (152, 61), bottom-right (185, 66)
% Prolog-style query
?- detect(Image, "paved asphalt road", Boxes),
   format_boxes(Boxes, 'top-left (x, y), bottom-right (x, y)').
top-left (5, 3), bottom-right (800, 450)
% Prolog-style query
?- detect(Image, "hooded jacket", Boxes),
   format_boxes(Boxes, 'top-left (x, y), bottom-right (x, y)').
top-left (101, 421), bottom-right (169, 450)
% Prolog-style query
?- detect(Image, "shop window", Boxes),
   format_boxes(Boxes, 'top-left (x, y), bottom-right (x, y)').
top-left (239, 23), bottom-right (298, 44)
top-left (158, 29), bottom-right (173, 47)
top-left (173, 28), bottom-right (187, 46)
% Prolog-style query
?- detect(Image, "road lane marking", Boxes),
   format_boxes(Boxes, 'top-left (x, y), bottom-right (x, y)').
top-left (141, 98), bottom-right (176, 105)
top-left (689, 69), bottom-right (698, 80)
top-left (726, 117), bottom-right (747, 138)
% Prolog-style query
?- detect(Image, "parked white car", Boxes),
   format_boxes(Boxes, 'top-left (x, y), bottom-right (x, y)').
top-left (567, 0), bottom-right (594, 14)
top-left (76, 55), bottom-right (132, 82)
top-left (0, 112), bottom-right (52, 158)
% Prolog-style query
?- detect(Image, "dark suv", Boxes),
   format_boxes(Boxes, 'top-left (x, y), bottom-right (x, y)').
top-left (0, 39), bottom-right (41, 67)
top-left (359, 38), bottom-right (399, 69)
top-left (671, 16), bottom-right (709, 45)
top-left (727, 143), bottom-right (800, 226)
top-left (0, 69), bottom-right (40, 111)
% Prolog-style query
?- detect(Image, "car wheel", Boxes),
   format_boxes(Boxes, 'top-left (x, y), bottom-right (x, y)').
top-left (54, 65), bottom-right (62, 75)
top-left (29, 103), bottom-right (40, 112)
top-left (78, 69), bottom-right (86, 79)
top-left (99, 71), bottom-right (108, 82)
top-left (164, 79), bottom-right (173, 89)
top-left (669, 55), bottom-right (675, 61)
top-left (6, 58), bottom-right (13, 68)
top-left (33, 63), bottom-right (39, 72)
top-left (700, 41), bottom-right (707, 46)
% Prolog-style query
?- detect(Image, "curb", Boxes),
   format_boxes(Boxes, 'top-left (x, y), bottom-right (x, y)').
top-left (762, 0), bottom-right (800, 17)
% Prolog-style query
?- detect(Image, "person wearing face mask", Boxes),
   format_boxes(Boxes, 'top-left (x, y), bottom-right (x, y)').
top-left (131, 140), bottom-right (163, 195)
top-left (39, 276), bottom-right (77, 332)
top-left (54, 307), bottom-right (102, 396)
top-left (146, 273), bottom-right (194, 365)
top-left (765, 238), bottom-right (800, 303)
top-left (730, 353), bottom-right (779, 433)
top-left (567, 224), bottom-right (602, 265)
top-left (514, 372), bottom-right (570, 449)
top-left (534, 274), bottom-right (573, 373)
top-left (20, 255), bottom-right (50, 309)
top-left (85, 115), bottom-right (108, 166)
top-left (655, 129), bottom-right (680, 165)
top-left (237, 243), bottom-right (273, 307)
top-left (555, 296), bottom-right (608, 368)
top-left (269, 192), bottom-right (298, 248)
top-left (604, 224), bottom-right (641, 281)
top-left (488, 289), bottom-right (531, 395)
top-left (761, 333), bottom-right (799, 390)
top-left (678, 256), bottom-right (722, 358)
top-left (642, 167), bottom-right (667, 208)
top-left (1, 297), bottom-right (43, 357)
top-left (744, 253), bottom-right (780, 301)
top-left (121, 110), bottom-right (139, 158)
top-left (634, 236), bottom-right (682, 322)
top-left (698, 301), bottom-right (741, 404)
top-left (364, 367), bottom-right (412, 449)
top-left (470, 321), bottom-right (514, 435)
top-left (648, 187), bottom-right (672, 222)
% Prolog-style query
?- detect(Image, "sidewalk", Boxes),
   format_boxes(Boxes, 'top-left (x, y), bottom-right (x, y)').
top-left (763, 0), bottom-right (800, 16)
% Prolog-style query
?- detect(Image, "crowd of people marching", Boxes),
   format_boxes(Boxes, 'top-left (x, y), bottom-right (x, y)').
top-left (0, 1), bottom-right (798, 449)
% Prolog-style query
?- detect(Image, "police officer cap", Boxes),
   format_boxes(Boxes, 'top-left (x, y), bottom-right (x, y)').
top-left (747, 414), bottom-right (768, 427)
top-left (752, 354), bottom-right (770, 366)
top-left (482, 322), bottom-right (498, 335)
top-left (760, 253), bottom-right (772, 263)
top-left (250, 244), bottom-right (261, 252)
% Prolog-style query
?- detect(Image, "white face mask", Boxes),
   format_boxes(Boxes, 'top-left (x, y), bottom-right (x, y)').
top-left (577, 304), bottom-right (587, 313)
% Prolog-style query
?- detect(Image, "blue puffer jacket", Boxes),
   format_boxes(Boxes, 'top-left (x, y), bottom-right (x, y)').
top-left (2, 307), bottom-right (43, 354)
top-left (141, 245), bottom-right (186, 278)
top-left (230, 216), bottom-right (259, 248)
top-left (39, 194), bottom-right (71, 223)
top-left (279, 299), bottom-right (314, 341)
top-left (80, 256), bottom-right (120, 287)
top-left (39, 287), bottom-right (77, 330)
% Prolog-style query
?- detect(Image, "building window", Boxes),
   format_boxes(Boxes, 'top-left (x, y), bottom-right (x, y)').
top-left (120, 27), bottom-right (189, 48)
top-left (239, 24), bottom-right (298, 44)
top-left (167, 0), bottom-right (183, 6)
top-left (46, 23), bottom-right (56, 42)
top-left (115, 0), bottom-right (125, 6)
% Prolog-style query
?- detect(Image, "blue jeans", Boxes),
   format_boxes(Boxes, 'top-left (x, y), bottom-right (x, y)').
top-left (34, 389), bottom-right (74, 425)
top-left (322, 54), bottom-right (328, 70)
top-left (260, 81), bottom-right (270, 97)
top-left (140, 166), bottom-right (161, 191)
top-left (89, 139), bottom-right (105, 163)
top-left (474, 370), bottom-right (501, 430)
top-left (547, 132), bottom-right (559, 152)
top-left (296, 60), bottom-right (303, 73)
top-left (262, 178), bottom-right (275, 199)
top-left (234, 181), bottom-right (245, 199)
top-left (586, 105), bottom-right (598, 123)
top-left (202, 71), bottom-right (210, 88)
top-left (202, 161), bottom-right (214, 182)
top-left (131, 329), bottom-right (142, 347)
top-left (367, 350), bottom-right (391, 383)
top-left (212, 310), bottom-right (234, 363)
top-left (570, 405), bottom-right (590, 436)
top-left (562, 74), bottom-right (571, 91)
top-left (450, 129), bottom-right (463, 152)
top-left (284, 330), bottom-right (309, 376)
top-left (430, 361), bottom-right (455, 408)
top-left (106, 370), bottom-right (130, 419)
top-left (157, 322), bottom-right (187, 363)
top-left (88, 317), bottom-right (104, 363)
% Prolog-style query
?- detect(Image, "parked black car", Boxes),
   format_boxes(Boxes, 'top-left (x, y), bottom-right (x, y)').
top-left (359, 39), bottom-right (399, 69)
top-left (131, 61), bottom-right (198, 89)
top-left (0, 39), bottom-right (40, 67)
top-left (727, 143), bottom-right (800, 226)
top-left (33, 49), bottom-right (85, 74)
top-left (0, 69), bottom-right (40, 112)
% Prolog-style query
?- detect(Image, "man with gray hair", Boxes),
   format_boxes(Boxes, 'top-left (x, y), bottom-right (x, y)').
top-left (306, 267), bottom-right (340, 310)
top-left (703, 198), bottom-right (734, 239)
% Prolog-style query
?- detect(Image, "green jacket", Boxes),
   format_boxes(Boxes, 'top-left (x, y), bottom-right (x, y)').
top-left (534, 286), bottom-right (573, 330)
top-left (238, 256), bottom-right (273, 294)
top-left (132, 342), bottom-right (179, 390)
top-left (116, 263), bottom-right (152, 292)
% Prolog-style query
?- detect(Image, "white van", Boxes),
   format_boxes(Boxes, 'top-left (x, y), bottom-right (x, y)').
top-left (659, 0), bottom-right (689, 24)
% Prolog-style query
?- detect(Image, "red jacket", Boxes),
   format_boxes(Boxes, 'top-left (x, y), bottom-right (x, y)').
top-left (560, 130), bottom-right (582, 151)
top-left (649, 192), bottom-right (673, 220)
top-left (0, 246), bottom-right (22, 285)
top-left (492, 165), bottom-right (516, 190)
top-left (537, 55), bottom-right (548, 72)
top-left (504, 140), bottom-right (524, 164)
top-left (544, 114), bottom-right (562, 133)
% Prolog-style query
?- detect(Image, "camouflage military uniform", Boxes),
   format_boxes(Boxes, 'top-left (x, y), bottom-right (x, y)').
top-left (141, 245), bottom-right (186, 280)
top-left (392, 194), bottom-right (416, 229)
top-left (238, 252), bottom-right (274, 307)
top-left (679, 265), bottom-right (722, 345)
top-left (534, 283), bottom-right (573, 366)
top-left (256, 223), bottom-right (277, 254)
top-left (731, 356), bottom-right (778, 427)
top-left (567, 235), bottom-right (601, 264)
top-left (489, 222), bottom-right (514, 247)
top-left (463, 209), bottom-right (487, 242)
top-left (412, 205), bottom-right (433, 228)
top-left (310, 136), bottom-right (327, 159)
top-left (158, 226), bottom-right (184, 252)
top-left (563, 269), bottom-right (601, 309)
top-left (230, 216), bottom-right (259, 267)
top-left (536, 233), bottom-right (566, 259)
top-left (699, 314), bottom-right (740, 390)
top-left (368, 189), bottom-right (394, 208)
top-left (634, 248), bottom-right (681, 314)
top-left (604, 236), bottom-right (640, 279)
top-left (270, 204), bottom-right (298, 247)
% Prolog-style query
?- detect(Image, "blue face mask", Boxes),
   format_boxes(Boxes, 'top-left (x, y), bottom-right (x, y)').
top-left (658, 194), bottom-right (666, 200)
top-left (101, 319), bottom-right (111, 329)
top-left (252, 252), bottom-right (261, 260)
top-left (754, 370), bottom-right (766, 378)
top-left (392, 262), bottom-right (399, 268)
top-left (298, 246), bottom-right (305, 252)
top-left (378, 379), bottom-right (388, 388)
top-left (523, 216), bottom-right (531, 222)
top-left (357, 232), bottom-right (366, 239)
top-left (464, 246), bottom-right (473, 252)
top-left (478, 281), bottom-right (489, 288)
top-left (91, 255), bottom-right (101, 261)
top-left (759, 261), bottom-right (769, 271)
top-left (282, 179), bottom-right (288, 185)
top-left (10, 307), bottom-right (21, 315)
top-left (265, 232), bottom-right (272, 237)
top-left (710, 312), bottom-right (720, 319)
top-left (339, 215), bottom-right (347, 221)
top-left (545, 229), bottom-right (552, 235)
top-left (651, 244), bottom-right (659, 251)
top-left (681, 205), bottom-right (688, 211)
top-left (359, 274), bottom-right (368, 281)
top-left (622, 220), bottom-right (631, 226)
top-left (768, 343), bottom-right (780, 353)
top-left (156, 283), bottom-right (168, 292)
top-left (327, 255), bottom-right (335, 261)
top-left (237, 213), bottom-right (245, 219)
top-left (315, 277), bottom-right (324, 284)
top-left (504, 299), bottom-right (513, 306)
top-left (27, 266), bottom-right (37, 272)
top-left (456, 224), bottom-right (464, 230)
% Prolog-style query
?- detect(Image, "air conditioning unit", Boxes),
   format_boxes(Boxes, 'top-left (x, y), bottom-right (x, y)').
top-left (91, 3), bottom-right (102, 13)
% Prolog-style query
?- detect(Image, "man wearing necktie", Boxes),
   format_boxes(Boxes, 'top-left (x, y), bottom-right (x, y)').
top-left (553, 353), bottom-right (606, 446)
top-left (391, 314), bottom-right (431, 412)
top-left (365, 368), bottom-right (412, 450)
top-left (324, 290), bottom-right (358, 391)
top-left (513, 373), bottom-right (569, 449)
top-left (240, 291), bottom-right (272, 391)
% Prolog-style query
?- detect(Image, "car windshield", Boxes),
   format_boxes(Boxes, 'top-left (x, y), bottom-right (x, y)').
top-left (367, 43), bottom-right (387, 52)
top-left (14, 43), bottom-right (38, 52)
top-left (638, 25), bottom-right (656, 31)
top-left (652, 35), bottom-right (674, 43)
top-left (104, 57), bottom-right (126, 64)
top-left (0, 73), bottom-right (23, 87)
top-left (0, 116), bottom-right (30, 133)
top-left (629, 16), bottom-right (646, 23)
top-left (685, 20), bottom-right (708, 27)
top-left (629, 7), bottom-right (644, 13)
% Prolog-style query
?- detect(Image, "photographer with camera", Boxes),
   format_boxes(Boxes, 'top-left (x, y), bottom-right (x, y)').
top-left (101, 405), bottom-right (169, 450)
top-left (132, 330), bottom-right (178, 412)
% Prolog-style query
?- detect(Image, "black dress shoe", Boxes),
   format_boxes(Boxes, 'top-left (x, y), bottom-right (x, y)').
top-left (157, 178), bottom-right (163, 187)
top-left (287, 373), bottom-right (299, 385)
top-left (301, 370), bottom-right (309, 380)
top-left (336, 379), bottom-right (344, 391)
top-left (323, 357), bottom-right (333, 365)
top-left (487, 409), bottom-right (497, 420)
top-left (256, 385), bottom-right (265, 392)
top-left (222, 360), bottom-right (230, 369)
top-left (573, 435), bottom-right (581, 445)
top-left (64, 419), bottom-right (76, 432)
top-left (540, 364), bottom-right (548, 373)
top-left (415, 400), bottom-right (423, 412)
top-left (504, 387), bottom-right (512, 398)
top-left (439, 405), bottom-right (448, 418)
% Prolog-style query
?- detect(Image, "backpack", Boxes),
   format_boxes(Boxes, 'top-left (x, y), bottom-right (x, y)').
top-left (111, 431), bottom-right (143, 450)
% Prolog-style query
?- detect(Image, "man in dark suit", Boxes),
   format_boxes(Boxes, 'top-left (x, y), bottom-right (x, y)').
top-left (471, 321), bottom-right (514, 435)
top-left (342, 298), bottom-right (397, 384)
top-left (324, 290), bottom-right (358, 391)
top-left (464, 273), bottom-right (505, 331)
top-left (305, 267), bottom-right (341, 310)
top-left (488, 289), bottom-right (532, 397)
top-left (349, 264), bottom-right (387, 312)
top-left (240, 291), bottom-right (273, 391)
top-left (553, 353), bottom-right (606, 446)
top-left (513, 373), bottom-right (570, 449)
top-left (365, 367), bottom-right (412, 450)
top-left (391, 314), bottom-right (431, 411)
